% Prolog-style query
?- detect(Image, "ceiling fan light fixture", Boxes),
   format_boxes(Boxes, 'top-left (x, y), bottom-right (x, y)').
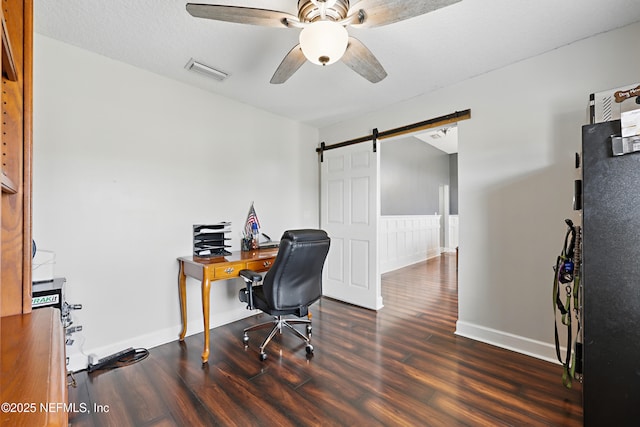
top-left (299, 20), bottom-right (348, 66)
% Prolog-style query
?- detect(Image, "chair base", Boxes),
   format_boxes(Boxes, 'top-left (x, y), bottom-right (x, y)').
top-left (243, 315), bottom-right (313, 361)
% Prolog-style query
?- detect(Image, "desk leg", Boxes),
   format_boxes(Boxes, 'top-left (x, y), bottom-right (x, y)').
top-left (178, 261), bottom-right (188, 341)
top-left (201, 277), bottom-right (211, 363)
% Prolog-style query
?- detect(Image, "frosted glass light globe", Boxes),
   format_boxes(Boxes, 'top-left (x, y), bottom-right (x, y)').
top-left (299, 20), bottom-right (349, 66)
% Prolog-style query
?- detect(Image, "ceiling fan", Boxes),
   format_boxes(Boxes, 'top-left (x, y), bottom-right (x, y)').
top-left (186, 0), bottom-right (461, 84)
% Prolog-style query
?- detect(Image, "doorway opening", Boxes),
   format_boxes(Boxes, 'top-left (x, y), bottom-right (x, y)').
top-left (379, 125), bottom-right (459, 274)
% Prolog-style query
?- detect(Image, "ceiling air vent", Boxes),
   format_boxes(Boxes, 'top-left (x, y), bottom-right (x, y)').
top-left (185, 58), bottom-right (229, 82)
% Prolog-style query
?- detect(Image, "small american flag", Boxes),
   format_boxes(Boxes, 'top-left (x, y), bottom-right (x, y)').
top-left (244, 202), bottom-right (260, 236)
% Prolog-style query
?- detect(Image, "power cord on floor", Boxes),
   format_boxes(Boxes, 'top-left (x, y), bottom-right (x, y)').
top-left (72, 348), bottom-right (150, 374)
top-left (102, 348), bottom-right (150, 371)
top-left (91, 348), bottom-right (149, 372)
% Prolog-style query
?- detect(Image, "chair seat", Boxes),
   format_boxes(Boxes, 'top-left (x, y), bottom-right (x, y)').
top-left (251, 286), bottom-right (310, 317)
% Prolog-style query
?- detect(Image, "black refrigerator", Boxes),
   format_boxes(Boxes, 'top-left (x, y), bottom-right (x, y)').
top-left (582, 119), bottom-right (640, 425)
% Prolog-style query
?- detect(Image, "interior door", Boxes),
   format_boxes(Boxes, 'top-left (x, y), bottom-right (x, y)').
top-left (320, 142), bottom-right (382, 310)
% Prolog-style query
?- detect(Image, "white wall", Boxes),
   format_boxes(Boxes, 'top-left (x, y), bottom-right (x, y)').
top-left (33, 35), bottom-right (320, 367)
top-left (320, 22), bottom-right (640, 362)
top-left (380, 137), bottom-right (450, 215)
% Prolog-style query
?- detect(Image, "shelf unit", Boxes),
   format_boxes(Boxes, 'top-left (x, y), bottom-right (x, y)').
top-left (1, 0), bottom-right (33, 317)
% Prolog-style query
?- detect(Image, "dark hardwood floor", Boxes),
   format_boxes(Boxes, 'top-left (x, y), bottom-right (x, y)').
top-left (68, 254), bottom-right (583, 426)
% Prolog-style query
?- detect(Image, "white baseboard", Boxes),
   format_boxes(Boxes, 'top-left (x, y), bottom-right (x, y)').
top-left (66, 308), bottom-right (258, 373)
top-left (455, 320), bottom-right (562, 365)
top-left (381, 250), bottom-right (443, 275)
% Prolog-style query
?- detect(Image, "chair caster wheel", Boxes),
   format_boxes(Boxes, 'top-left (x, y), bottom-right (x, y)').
top-left (259, 352), bottom-right (267, 361)
top-left (305, 344), bottom-right (314, 354)
top-left (243, 334), bottom-right (249, 344)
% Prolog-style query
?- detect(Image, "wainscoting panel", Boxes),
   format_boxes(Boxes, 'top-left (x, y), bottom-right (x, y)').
top-left (379, 215), bottom-right (441, 273)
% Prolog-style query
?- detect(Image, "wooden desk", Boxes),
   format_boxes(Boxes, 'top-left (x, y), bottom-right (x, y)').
top-left (177, 248), bottom-right (278, 363)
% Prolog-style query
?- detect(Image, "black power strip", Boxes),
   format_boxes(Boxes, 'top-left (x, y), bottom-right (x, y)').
top-left (88, 347), bottom-right (136, 373)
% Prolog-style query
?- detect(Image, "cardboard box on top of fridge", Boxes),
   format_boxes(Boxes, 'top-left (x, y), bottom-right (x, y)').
top-left (621, 108), bottom-right (640, 137)
top-left (590, 83), bottom-right (640, 124)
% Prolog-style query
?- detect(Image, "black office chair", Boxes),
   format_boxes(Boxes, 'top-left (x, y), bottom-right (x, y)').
top-left (238, 229), bottom-right (330, 361)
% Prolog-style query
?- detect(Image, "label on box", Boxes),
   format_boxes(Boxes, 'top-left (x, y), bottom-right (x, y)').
top-left (32, 294), bottom-right (59, 308)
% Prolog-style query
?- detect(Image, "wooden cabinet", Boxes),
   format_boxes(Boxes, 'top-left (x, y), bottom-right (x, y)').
top-left (1, 0), bottom-right (32, 317)
top-left (0, 2), bottom-right (65, 425)
top-left (1, 308), bottom-right (68, 427)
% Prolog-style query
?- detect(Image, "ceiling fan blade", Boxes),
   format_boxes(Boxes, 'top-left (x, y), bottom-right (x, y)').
top-left (348, 0), bottom-right (461, 28)
top-left (341, 37), bottom-right (387, 83)
top-left (270, 44), bottom-right (307, 84)
top-left (186, 3), bottom-right (297, 28)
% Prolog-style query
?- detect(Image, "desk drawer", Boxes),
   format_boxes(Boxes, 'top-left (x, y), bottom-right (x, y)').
top-left (214, 263), bottom-right (244, 279)
top-left (247, 258), bottom-right (275, 272)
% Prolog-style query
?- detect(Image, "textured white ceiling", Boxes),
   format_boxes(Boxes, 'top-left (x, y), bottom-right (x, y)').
top-left (34, 0), bottom-right (640, 128)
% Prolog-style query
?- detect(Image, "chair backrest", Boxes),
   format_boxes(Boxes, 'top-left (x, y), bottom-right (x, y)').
top-left (262, 229), bottom-right (330, 311)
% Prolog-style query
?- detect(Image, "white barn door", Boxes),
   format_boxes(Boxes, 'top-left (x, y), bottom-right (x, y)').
top-left (320, 142), bottom-right (382, 310)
